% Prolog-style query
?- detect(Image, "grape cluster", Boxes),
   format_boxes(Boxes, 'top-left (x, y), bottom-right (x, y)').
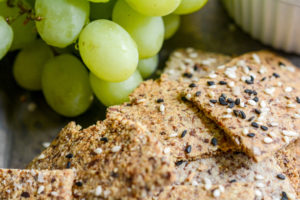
top-left (0, 0), bottom-right (208, 117)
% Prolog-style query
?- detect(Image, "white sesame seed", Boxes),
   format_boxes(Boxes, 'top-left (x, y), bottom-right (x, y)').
top-left (240, 102), bottom-right (245, 108)
top-left (174, 52), bottom-right (182, 58)
top-left (252, 53), bottom-right (261, 64)
top-left (270, 122), bottom-right (278, 127)
top-left (103, 190), bottom-right (110, 198)
top-left (189, 52), bottom-right (198, 58)
top-left (94, 148), bottom-right (103, 155)
top-left (263, 137), bottom-right (273, 144)
top-left (163, 147), bottom-right (170, 154)
top-left (268, 132), bottom-right (276, 138)
top-left (217, 65), bottom-right (225, 70)
top-left (186, 47), bottom-right (194, 53)
top-left (282, 130), bottom-right (298, 137)
top-left (37, 186), bottom-right (44, 194)
top-left (208, 91), bottom-right (215, 98)
top-left (169, 133), bottom-right (178, 137)
top-left (204, 178), bottom-right (212, 190)
top-left (219, 185), bottom-right (225, 193)
top-left (201, 58), bottom-right (216, 65)
top-left (95, 186), bottom-right (102, 196)
top-left (253, 147), bottom-right (261, 156)
top-left (255, 175), bottom-right (264, 180)
top-left (237, 60), bottom-right (246, 67)
top-left (51, 191), bottom-right (58, 196)
top-left (277, 82), bottom-right (282, 87)
top-left (213, 189), bottom-right (221, 197)
top-left (285, 87), bottom-right (293, 92)
top-left (293, 114), bottom-right (300, 119)
top-left (243, 128), bottom-right (249, 135)
top-left (259, 66), bottom-right (267, 74)
top-left (208, 72), bottom-right (217, 79)
top-left (222, 114), bottom-right (232, 119)
top-left (255, 190), bottom-right (262, 197)
top-left (159, 104), bottom-right (165, 113)
top-left (38, 154), bottom-right (45, 160)
top-left (264, 87), bottom-right (275, 95)
top-left (112, 146), bottom-right (121, 152)
top-left (283, 136), bottom-right (290, 144)
top-left (287, 66), bottom-right (295, 72)
top-left (225, 67), bottom-right (237, 79)
top-left (260, 101), bottom-right (266, 108)
top-left (248, 100), bottom-right (257, 106)
top-left (226, 108), bottom-right (233, 113)
top-left (42, 142), bottom-right (50, 148)
top-left (192, 180), bottom-right (199, 186)
top-left (136, 98), bottom-right (146, 104)
top-left (287, 103), bottom-right (296, 108)
top-left (184, 58), bottom-right (193, 64)
top-left (209, 85), bottom-right (217, 89)
top-left (256, 182), bottom-right (265, 188)
top-left (185, 93), bottom-right (192, 100)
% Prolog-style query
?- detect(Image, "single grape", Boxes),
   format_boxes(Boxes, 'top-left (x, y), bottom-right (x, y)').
top-left (137, 55), bottom-right (158, 79)
top-left (13, 40), bottom-right (54, 90)
top-left (42, 54), bottom-right (93, 117)
top-left (0, 16), bottom-right (13, 60)
top-left (174, 0), bottom-right (208, 15)
top-left (90, 0), bottom-right (117, 20)
top-left (163, 14), bottom-right (180, 39)
top-left (79, 19), bottom-right (138, 82)
top-left (0, 1), bottom-right (36, 50)
top-left (26, 0), bottom-right (35, 7)
top-left (113, 0), bottom-right (164, 59)
top-left (125, 0), bottom-right (181, 16)
top-left (89, 0), bottom-right (109, 2)
top-left (35, 0), bottom-right (89, 48)
top-left (90, 70), bottom-right (142, 106)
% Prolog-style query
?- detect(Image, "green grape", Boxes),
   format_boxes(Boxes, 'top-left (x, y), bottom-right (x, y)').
top-left (26, 0), bottom-right (35, 6)
top-left (0, 1), bottom-right (37, 50)
top-left (79, 19), bottom-right (139, 82)
top-left (0, 16), bottom-right (13, 60)
top-left (125, 0), bottom-right (181, 16)
top-left (113, 0), bottom-right (164, 59)
top-left (163, 14), bottom-right (180, 39)
top-left (174, 0), bottom-right (208, 15)
top-left (89, 0), bottom-right (109, 2)
top-left (13, 40), bottom-right (54, 90)
top-left (35, 0), bottom-right (89, 48)
top-left (90, 0), bottom-right (116, 20)
top-left (42, 54), bottom-right (93, 117)
top-left (90, 70), bottom-right (142, 106)
top-left (137, 54), bottom-right (158, 79)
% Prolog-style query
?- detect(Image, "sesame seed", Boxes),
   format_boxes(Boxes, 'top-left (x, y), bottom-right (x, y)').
top-left (37, 186), bottom-right (44, 194)
top-left (228, 81), bottom-right (235, 88)
top-left (136, 98), bottom-right (146, 103)
top-left (254, 109), bottom-right (261, 115)
top-left (175, 160), bottom-right (184, 166)
top-left (260, 101), bottom-right (266, 108)
top-left (281, 191), bottom-right (288, 200)
top-left (268, 132), bottom-right (276, 138)
top-left (42, 142), bottom-right (50, 148)
top-left (227, 98), bottom-right (234, 103)
top-left (65, 153), bottom-right (73, 159)
top-left (253, 97), bottom-right (259, 102)
top-left (193, 64), bottom-right (198, 71)
top-left (248, 100), bottom-right (257, 106)
top-left (287, 103), bottom-right (296, 108)
top-left (75, 181), bottom-right (83, 187)
top-left (185, 145), bottom-right (192, 153)
top-left (240, 111), bottom-right (246, 119)
top-left (261, 77), bottom-right (266, 81)
top-left (217, 65), bottom-right (225, 69)
top-left (95, 186), bottom-right (102, 196)
top-left (273, 73), bottom-right (280, 78)
top-left (189, 83), bottom-right (196, 88)
top-left (277, 81), bottom-right (283, 86)
top-left (213, 189), bottom-right (221, 197)
top-left (156, 98), bottom-right (164, 103)
top-left (219, 97), bottom-right (228, 106)
top-left (100, 137), bottom-right (108, 143)
top-left (204, 178), bottom-right (212, 190)
top-left (211, 138), bottom-right (218, 146)
top-left (247, 133), bottom-right (255, 137)
top-left (181, 96), bottom-right (188, 101)
top-left (208, 72), bottom-right (217, 79)
top-left (219, 81), bottom-right (227, 85)
top-left (277, 174), bottom-right (286, 180)
top-left (252, 53), bottom-right (261, 64)
top-left (251, 122), bottom-right (259, 128)
top-left (248, 116), bottom-right (255, 122)
top-left (185, 93), bottom-right (192, 100)
top-left (244, 89), bottom-right (253, 95)
top-left (235, 98), bottom-right (240, 105)
top-left (282, 130), bottom-right (298, 136)
top-left (21, 192), bottom-right (30, 198)
top-left (159, 104), bottom-right (165, 113)
top-left (181, 130), bottom-right (187, 138)
top-left (242, 128), bottom-right (249, 135)
top-left (279, 61), bottom-right (285, 67)
top-left (285, 87), bottom-right (293, 92)
top-left (163, 147), bottom-right (170, 154)
top-left (210, 99), bottom-right (217, 104)
top-left (222, 114), bottom-right (232, 119)
top-left (263, 137), bottom-right (273, 144)
top-left (195, 91), bottom-right (201, 96)
top-left (112, 146), bottom-right (121, 152)
top-left (228, 102), bottom-right (235, 108)
top-left (264, 87), bottom-right (275, 95)
top-left (94, 148), bottom-right (103, 155)
top-left (207, 81), bottom-right (215, 86)
top-left (51, 192), bottom-right (58, 197)
top-left (245, 79), bottom-right (253, 84)
top-left (256, 182), bottom-right (265, 188)
top-left (255, 175), bottom-right (264, 180)
top-left (66, 161), bottom-right (71, 169)
top-left (261, 125), bottom-right (268, 131)
top-left (38, 154), bottom-right (45, 160)
top-left (229, 179), bottom-right (237, 183)
top-left (183, 72), bottom-right (193, 78)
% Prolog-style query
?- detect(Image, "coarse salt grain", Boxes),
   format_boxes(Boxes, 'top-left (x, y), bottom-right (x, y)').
top-left (112, 146), bottom-right (121, 152)
top-left (209, 85), bottom-right (217, 89)
top-left (222, 114), bottom-right (232, 119)
top-left (260, 101), bottom-right (266, 108)
top-left (287, 66), bottom-right (295, 72)
top-left (192, 180), bottom-right (199, 186)
top-left (259, 67), bottom-right (267, 74)
top-left (228, 81), bottom-right (235, 88)
top-left (253, 147), bottom-right (261, 156)
top-left (293, 114), bottom-right (300, 119)
top-left (263, 137), bottom-right (273, 144)
top-left (185, 93), bottom-right (192, 100)
top-left (163, 147), bottom-right (170, 154)
top-left (264, 87), bottom-right (275, 95)
top-left (169, 133), bottom-right (178, 137)
top-left (94, 148), bottom-right (103, 155)
top-left (37, 186), bottom-right (44, 194)
top-left (277, 82), bottom-right (283, 87)
top-left (104, 190), bottom-right (111, 198)
top-left (38, 154), bottom-right (45, 160)
top-left (95, 186), bottom-right (102, 196)
top-left (213, 189), bottom-right (221, 197)
top-left (159, 104), bottom-right (165, 113)
top-left (255, 190), bottom-right (262, 197)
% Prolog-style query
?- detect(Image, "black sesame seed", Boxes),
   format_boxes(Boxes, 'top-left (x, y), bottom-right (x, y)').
top-left (253, 90), bottom-right (257, 95)
top-left (65, 153), bottom-right (73, 159)
top-left (251, 122), bottom-right (259, 128)
top-left (183, 72), bottom-right (193, 78)
top-left (126, 103), bottom-right (132, 106)
top-left (296, 97), bottom-right (300, 104)
top-left (253, 97), bottom-right (259, 102)
top-left (189, 83), bottom-right (197, 88)
top-left (195, 91), bottom-right (201, 96)
top-left (254, 109), bottom-right (261, 115)
top-left (66, 161), bottom-right (71, 169)
top-left (228, 102), bottom-right (235, 108)
top-left (181, 130), bottom-right (187, 138)
top-left (261, 77), bottom-right (266, 81)
top-left (219, 81), bottom-right (227, 85)
top-left (111, 172), bottom-right (119, 178)
top-left (247, 133), bottom-right (255, 137)
top-left (248, 116), bottom-right (255, 122)
top-left (244, 89), bottom-right (253, 95)
top-left (185, 145), bottom-right (192, 153)
top-left (175, 160), bottom-right (184, 166)
top-left (261, 125), bottom-right (268, 131)
top-left (281, 191), bottom-right (288, 200)
top-left (221, 93), bottom-right (227, 99)
top-left (248, 66), bottom-right (252, 71)
top-left (273, 73), bottom-right (280, 78)
top-left (233, 110), bottom-right (239, 117)
top-left (207, 81), bottom-right (215, 86)
top-left (75, 181), bottom-right (83, 187)
top-left (156, 98), bottom-right (164, 103)
top-left (181, 96), bottom-right (188, 101)
top-left (229, 179), bottom-right (237, 183)
top-left (240, 111), bottom-right (246, 119)
top-left (235, 98), bottom-right (240, 105)
top-left (100, 137), bottom-right (108, 143)
top-left (160, 132), bottom-right (166, 135)
top-left (279, 61), bottom-right (286, 67)
top-left (227, 98), bottom-right (234, 103)
top-left (21, 192), bottom-right (30, 198)
top-left (219, 97), bottom-right (228, 106)
top-left (193, 64), bottom-right (198, 71)
top-left (277, 174), bottom-right (286, 180)
top-left (210, 99), bottom-right (217, 104)
top-left (245, 79), bottom-right (253, 84)
top-left (250, 75), bottom-right (254, 81)
top-left (211, 138), bottom-right (218, 146)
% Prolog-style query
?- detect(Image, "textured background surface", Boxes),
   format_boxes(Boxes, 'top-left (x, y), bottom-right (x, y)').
top-left (0, 0), bottom-right (299, 168)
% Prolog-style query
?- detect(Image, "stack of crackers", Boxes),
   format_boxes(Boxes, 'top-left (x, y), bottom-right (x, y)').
top-left (1, 49), bottom-right (299, 200)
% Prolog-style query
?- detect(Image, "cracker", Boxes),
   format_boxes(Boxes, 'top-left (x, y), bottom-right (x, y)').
top-left (184, 51), bottom-right (300, 162)
top-left (0, 169), bottom-right (74, 200)
top-left (107, 76), bottom-right (237, 161)
top-left (28, 117), bottom-right (175, 199)
top-left (163, 48), bottom-right (232, 82)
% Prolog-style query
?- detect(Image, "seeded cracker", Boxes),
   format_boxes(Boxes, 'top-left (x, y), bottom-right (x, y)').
top-left (28, 118), bottom-right (175, 199)
top-left (107, 76), bottom-right (237, 161)
top-left (0, 169), bottom-right (74, 200)
top-left (163, 48), bottom-right (232, 82)
top-left (184, 51), bottom-right (300, 162)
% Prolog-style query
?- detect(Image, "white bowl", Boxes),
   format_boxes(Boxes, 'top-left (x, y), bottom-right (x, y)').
top-left (222, 0), bottom-right (300, 54)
